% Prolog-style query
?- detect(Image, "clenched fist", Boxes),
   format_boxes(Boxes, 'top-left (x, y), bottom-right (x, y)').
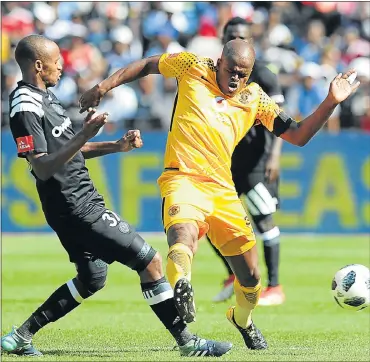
top-left (117, 130), bottom-right (143, 152)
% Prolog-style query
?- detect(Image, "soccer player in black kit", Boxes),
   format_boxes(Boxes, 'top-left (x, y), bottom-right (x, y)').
top-left (1, 35), bottom-right (232, 358)
top-left (210, 17), bottom-right (286, 305)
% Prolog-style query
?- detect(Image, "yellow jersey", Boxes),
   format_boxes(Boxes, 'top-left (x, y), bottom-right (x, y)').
top-left (158, 52), bottom-right (282, 189)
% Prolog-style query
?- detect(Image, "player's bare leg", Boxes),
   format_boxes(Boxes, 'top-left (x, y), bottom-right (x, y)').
top-left (224, 242), bottom-right (268, 350)
top-left (166, 223), bottom-right (198, 323)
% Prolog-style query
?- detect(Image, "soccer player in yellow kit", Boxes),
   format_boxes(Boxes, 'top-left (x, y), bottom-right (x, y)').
top-left (80, 39), bottom-right (359, 350)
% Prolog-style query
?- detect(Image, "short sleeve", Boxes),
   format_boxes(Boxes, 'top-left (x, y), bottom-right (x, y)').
top-left (255, 86), bottom-right (293, 136)
top-left (158, 52), bottom-right (199, 81)
top-left (10, 111), bottom-right (48, 158)
top-left (255, 87), bottom-right (281, 131)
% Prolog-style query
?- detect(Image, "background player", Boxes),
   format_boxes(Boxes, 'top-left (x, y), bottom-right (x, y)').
top-left (1, 35), bottom-right (232, 358)
top-left (210, 17), bottom-right (285, 305)
top-left (80, 39), bottom-right (359, 351)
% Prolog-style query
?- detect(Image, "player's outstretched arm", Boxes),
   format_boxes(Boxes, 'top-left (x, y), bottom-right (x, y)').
top-left (27, 109), bottom-right (108, 181)
top-left (280, 70), bottom-right (360, 146)
top-left (79, 55), bottom-right (162, 113)
top-left (81, 130), bottom-right (143, 159)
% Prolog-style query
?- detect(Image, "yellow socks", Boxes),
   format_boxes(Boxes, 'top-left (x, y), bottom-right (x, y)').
top-left (166, 243), bottom-right (193, 288)
top-left (233, 278), bottom-right (261, 328)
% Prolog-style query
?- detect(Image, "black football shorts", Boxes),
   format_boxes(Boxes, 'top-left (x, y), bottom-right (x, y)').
top-left (233, 171), bottom-right (279, 217)
top-left (45, 198), bottom-right (154, 270)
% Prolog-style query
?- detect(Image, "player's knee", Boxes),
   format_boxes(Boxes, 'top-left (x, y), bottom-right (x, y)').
top-left (146, 251), bottom-right (163, 273)
top-left (240, 266), bottom-right (260, 288)
top-left (253, 214), bottom-right (275, 234)
top-left (232, 262), bottom-right (260, 288)
top-left (254, 215), bottom-right (281, 247)
top-left (263, 229), bottom-right (280, 247)
top-left (236, 258), bottom-right (260, 287)
top-left (124, 233), bottom-right (158, 274)
top-left (139, 251), bottom-right (164, 282)
top-left (167, 223), bottom-right (198, 253)
top-left (86, 273), bottom-right (107, 294)
top-left (250, 266), bottom-right (261, 285)
top-left (75, 259), bottom-right (108, 297)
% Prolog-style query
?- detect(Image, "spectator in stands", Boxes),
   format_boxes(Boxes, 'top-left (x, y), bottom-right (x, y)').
top-left (1, 1), bottom-right (369, 132)
top-left (299, 19), bottom-right (328, 63)
top-left (187, 19), bottom-right (222, 62)
top-left (285, 62), bottom-right (326, 120)
top-left (339, 57), bottom-right (370, 131)
top-left (106, 26), bottom-right (137, 73)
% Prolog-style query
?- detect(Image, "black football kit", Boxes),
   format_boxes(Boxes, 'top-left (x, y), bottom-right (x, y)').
top-left (9, 81), bottom-right (154, 268)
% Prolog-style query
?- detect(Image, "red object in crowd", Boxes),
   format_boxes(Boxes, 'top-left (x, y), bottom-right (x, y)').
top-left (361, 115), bottom-right (370, 133)
top-left (301, 2), bottom-right (337, 13)
top-left (60, 44), bottom-right (94, 74)
top-left (199, 21), bottom-right (217, 37)
top-left (2, 18), bottom-right (34, 37)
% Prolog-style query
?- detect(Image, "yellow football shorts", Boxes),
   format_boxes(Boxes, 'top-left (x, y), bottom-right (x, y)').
top-left (158, 171), bottom-right (256, 256)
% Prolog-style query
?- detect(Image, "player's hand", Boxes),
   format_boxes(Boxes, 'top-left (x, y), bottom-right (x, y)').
top-left (117, 130), bottom-right (143, 152)
top-left (265, 154), bottom-right (280, 183)
top-left (82, 108), bottom-right (108, 139)
top-left (327, 69), bottom-right (360, 105)
top-left (79, 85), bottom-right (105, 114)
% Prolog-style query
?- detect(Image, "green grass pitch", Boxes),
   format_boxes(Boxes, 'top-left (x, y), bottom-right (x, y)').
top-left (1, 233), bottom-right (369, 361)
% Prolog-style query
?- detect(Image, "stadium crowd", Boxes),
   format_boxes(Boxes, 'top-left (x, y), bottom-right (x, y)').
top-left (2, 1), bottom-right (370, 132)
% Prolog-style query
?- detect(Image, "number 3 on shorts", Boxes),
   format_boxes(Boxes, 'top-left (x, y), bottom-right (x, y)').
top-left (102, 210), bottom-right (120, 227)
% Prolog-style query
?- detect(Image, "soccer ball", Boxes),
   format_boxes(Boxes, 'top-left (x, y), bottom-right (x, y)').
top-left (331, 264), bottom-right (370, 311)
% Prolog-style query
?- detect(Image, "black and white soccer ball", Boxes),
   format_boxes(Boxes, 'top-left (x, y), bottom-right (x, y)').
top-left (331, 264), bottom-right (370, 311)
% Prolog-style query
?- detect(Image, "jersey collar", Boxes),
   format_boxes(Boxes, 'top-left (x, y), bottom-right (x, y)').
top-left (17, 81), bottom-right (48, 95)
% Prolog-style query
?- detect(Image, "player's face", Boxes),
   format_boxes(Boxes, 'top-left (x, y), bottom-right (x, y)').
top-left (222, 24), bottom-right (251, 44)
top-left (216, 56), bottom-right (253, 96)
top-left (39, 43), bottom-right (63, 88)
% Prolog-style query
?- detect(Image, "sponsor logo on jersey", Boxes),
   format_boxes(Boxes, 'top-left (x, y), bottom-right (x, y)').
top-left (52, 117), bottom-right (71, 138)
top-left (213, 96), bottom-right (227, 112)
top-left (16, 135), bottom-right (34, 153)
top-left (51, 102), bottom-right (65, 116)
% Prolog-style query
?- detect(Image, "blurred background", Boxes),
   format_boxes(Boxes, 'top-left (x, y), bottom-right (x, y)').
top-left (1, 1), bottom-right (370, 234)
